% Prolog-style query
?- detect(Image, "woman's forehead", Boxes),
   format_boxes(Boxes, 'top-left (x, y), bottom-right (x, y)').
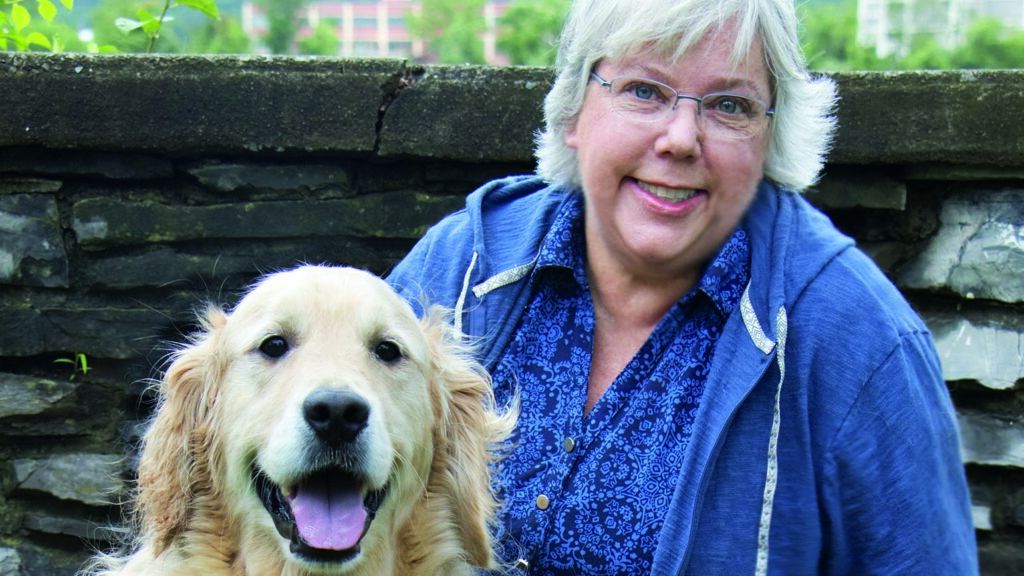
top-left (602, 37), bottom-right (771, 97)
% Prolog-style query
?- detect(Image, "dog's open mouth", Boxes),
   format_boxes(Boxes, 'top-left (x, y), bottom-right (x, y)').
top-left (252, 465), bottom-right (388, 562)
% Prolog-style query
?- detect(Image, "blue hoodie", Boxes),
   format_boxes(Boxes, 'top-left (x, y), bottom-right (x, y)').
top-left (387, 175), bottom-right (977, 575)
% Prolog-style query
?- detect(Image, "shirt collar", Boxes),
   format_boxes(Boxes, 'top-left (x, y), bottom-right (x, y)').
top-left (534, 191), bottom-right (750, 317)
top-left (696, 227), bottom-right (750, 318)
top-left (535, 191), bottom-right (587, 285)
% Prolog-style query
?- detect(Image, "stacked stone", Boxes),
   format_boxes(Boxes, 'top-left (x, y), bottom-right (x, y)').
top-left (0, 53), bottom-right (1022, 574)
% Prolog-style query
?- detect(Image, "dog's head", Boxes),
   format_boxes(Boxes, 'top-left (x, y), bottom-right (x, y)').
top-left (135, 265), bottom-right (508, 573)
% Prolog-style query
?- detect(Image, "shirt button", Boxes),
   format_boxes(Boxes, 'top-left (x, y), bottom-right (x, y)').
top-left (562, 437), bottom-right (576, 453)
top-left (536, 494), bottom-right (550, 510)
top-left (515, 558), bottom-right (529, 570)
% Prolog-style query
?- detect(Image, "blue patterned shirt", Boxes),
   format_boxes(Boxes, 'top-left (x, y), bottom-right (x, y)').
top-left (490, 193), bottom-right (750, 575)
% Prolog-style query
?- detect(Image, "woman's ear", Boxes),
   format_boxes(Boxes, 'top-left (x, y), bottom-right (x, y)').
top-left (564, 121), bottom-right (580, 149)
top-left (135, 307), bottom-right (226, 553)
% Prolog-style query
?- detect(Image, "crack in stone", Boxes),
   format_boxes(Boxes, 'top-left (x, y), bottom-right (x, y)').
top-left (373, 62), bottom-right (424, 155)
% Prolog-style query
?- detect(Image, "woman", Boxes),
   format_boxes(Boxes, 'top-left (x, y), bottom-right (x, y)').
top-left (388, 0), bottom-right (977, 574)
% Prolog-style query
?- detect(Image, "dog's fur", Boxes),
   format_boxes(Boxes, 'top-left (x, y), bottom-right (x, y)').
top-left (88, 266), bottom-right (513, 576)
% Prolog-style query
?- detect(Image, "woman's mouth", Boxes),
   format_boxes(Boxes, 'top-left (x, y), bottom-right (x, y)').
top-left (635, 180), bottom-right (700, 202)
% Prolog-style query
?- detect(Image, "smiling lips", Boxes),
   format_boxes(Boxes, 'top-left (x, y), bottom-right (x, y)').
top-left (635, 179), bottom-right (701, 202)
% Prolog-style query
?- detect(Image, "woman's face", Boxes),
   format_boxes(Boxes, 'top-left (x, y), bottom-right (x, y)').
top-left (566, 24), bottom-right (772, 284)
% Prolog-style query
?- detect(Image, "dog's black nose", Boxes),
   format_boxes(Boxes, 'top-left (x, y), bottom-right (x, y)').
top-left (302, 389), bottom-right (370, 446)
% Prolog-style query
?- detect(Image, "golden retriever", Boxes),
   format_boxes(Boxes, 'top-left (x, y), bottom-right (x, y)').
top-left (89, 265), bottom-right (513, 576)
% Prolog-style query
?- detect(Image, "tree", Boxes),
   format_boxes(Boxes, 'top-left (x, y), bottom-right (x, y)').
top-left (257, 0), bottom-right (306, 54)
top-left (798, 0), bottom-right (1023, 71)
top-left (187, 14), bottom-right (250, 53)
top-left (408, 0), bottom-right (486, 64)
top-left (951, 17), bottom-right (1024, 69)
top-left (497, 0), bottom-right (567, 66)
top-left (798, 0), bottom-right (892, 71)
top-left (297, 21), bottom-right (338, 55)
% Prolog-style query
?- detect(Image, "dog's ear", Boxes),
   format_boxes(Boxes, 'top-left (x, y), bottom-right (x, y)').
top-left (135, 306), bottom-right (227, 554)
top-left (422, 308), bottom-right (516, 569)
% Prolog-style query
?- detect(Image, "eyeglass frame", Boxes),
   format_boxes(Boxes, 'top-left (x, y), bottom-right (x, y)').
top-left (588, 70), bottom-right (775, 134)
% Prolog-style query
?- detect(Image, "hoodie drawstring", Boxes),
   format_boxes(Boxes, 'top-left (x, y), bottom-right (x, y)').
top-left (741, 284), bottom-right (788, 576)
top-left (454, 251), bottom-right (478, 335)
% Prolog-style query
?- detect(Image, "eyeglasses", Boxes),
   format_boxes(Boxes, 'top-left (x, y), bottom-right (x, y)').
top-left (589, 71), bottom-right (774, 140)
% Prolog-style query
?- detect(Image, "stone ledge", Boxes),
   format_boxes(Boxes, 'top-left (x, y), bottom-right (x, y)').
top-left (2, 53), bottom-right (1022, 164)
top-left (0, 53), bottom-right (397, 154)
top-left (831, 70), bottom-right (1024, 166)
top-left (378, 64), bottom-right (550, 162)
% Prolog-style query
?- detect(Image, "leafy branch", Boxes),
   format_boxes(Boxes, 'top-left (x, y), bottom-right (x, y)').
top-left (114, 0), bottom-right (219, 52)
top-left (0, 0), bottom-right (74, 51)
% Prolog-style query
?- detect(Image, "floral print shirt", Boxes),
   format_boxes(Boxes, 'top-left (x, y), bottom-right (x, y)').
top-left (491, 193), bottom-right (750, 575)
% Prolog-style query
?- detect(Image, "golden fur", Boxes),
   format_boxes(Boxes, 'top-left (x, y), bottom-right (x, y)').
top-left (87, 265), bottom-right (513, 576)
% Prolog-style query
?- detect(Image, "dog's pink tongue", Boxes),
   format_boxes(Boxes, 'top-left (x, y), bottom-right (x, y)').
top-left (290, 472), bottom-right (367, 551)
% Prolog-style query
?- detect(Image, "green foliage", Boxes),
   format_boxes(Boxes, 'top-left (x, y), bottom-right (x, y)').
top-left (799, 0), bottom-right (1024, 71)
top-left (951, 17), bottom-right (1024, 69)
top-left (54, 352), bottom-right (90, 380)
top-left (297, 21), bottom-right (338, 55)
top-left (0, 0), bottom-right (76, 52)
top-left (257, 0), bottom-right (305, 54)
top-left (186, 13), bottom-right (249, 53)
top-left (408, 0), bottom-right (486, 64)
top-left (497, 0), bottom-right (566, 66)
top-left (114, 0), bottom-right (219, 52)
top-left (91, 0), bottom-right (163, 51)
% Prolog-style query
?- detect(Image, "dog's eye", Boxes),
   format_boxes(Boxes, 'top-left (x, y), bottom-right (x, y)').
top-left (373, 339), bottom-right (402, 363)
top-left (258, 335), bottom-right (290, 359)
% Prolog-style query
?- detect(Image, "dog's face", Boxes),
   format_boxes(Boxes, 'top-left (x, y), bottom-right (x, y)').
top-left (213, 266), bottom-right (437, 570)
top-left (135, 266), bottom-right (502, 574)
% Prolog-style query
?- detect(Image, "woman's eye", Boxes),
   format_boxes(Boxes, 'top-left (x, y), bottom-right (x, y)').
top-left (373, 340), bottom-right (403, 363)
top-left (709, 96), bottom-right (750, 116)
top-left (628, 82), bottom-right (660, 101)
top-left (258, 335), bottom-right (290, 359)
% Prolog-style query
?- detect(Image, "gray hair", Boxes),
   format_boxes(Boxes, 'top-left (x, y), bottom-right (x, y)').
top-left (535, 0), bottom-right (838, 192)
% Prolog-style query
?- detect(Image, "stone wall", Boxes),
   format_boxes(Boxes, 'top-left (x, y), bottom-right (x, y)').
top-left (0, 52), bottom-right (1021, 574)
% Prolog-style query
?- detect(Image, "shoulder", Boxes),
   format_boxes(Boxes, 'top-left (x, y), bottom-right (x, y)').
top-left (387, 175), bottom-right (572, 312)
top-left (780, 210), bottom-right (943, 430)
top-left (794, 244), bottom-right (928, 350)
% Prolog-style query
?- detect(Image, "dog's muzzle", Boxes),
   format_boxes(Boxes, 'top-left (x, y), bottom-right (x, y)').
top-left (253, 388), bottom-right (389, 562)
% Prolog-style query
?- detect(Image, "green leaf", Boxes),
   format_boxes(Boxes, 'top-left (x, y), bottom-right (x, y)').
top-left (97, 44), bottom-right (118, 53)
top-left (115, 17), bottom-right (144, 33)
top-left (175, 0), bottom-right (219, 20)
top-left (37, 0), bottom-right (57, 22)
top-left (25, 30), bottom-right (50, 49)
top-left (11, 4), bottom-right (31, 31)
top-left (76, 353), bottom-right (89, 375)
top-left (58, 0), bottom-right (73, 10)
top-left (140, 12), bottom-right (161, 36)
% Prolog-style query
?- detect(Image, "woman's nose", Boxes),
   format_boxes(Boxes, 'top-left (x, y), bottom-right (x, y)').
top-left (654, 101), bottom-right (703, 158)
